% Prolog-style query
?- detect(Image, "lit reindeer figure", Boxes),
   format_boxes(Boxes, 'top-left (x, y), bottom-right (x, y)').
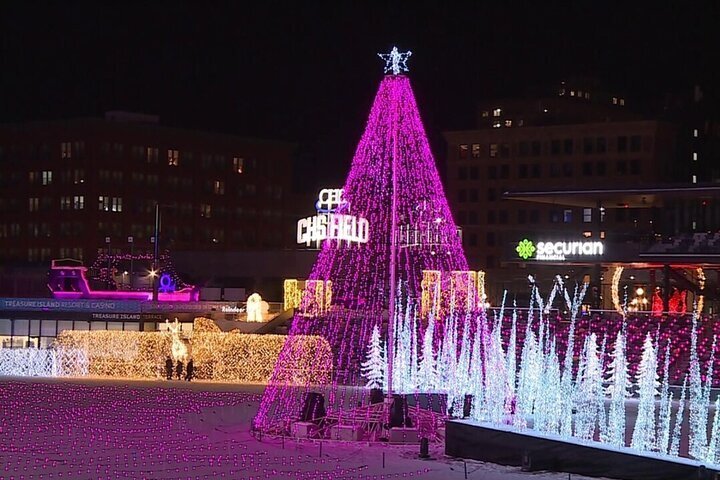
top-left (165, 318), bottom-right (188, 361)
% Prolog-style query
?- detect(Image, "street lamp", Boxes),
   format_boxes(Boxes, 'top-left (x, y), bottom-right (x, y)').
top-left (152, 203), bottom-right (161, 302)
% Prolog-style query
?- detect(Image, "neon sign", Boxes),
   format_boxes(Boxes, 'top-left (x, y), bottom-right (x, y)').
top-left (297, 188), bottom-right (369, 246)
top-left (517, 238), bottom-right (604, 261)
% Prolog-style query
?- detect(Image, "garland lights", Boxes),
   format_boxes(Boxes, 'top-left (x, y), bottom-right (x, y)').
top-left (255, 54), bottom-right (469, 433)
top-left (0, 348), bottom-right (88, 377)
top-left (52, 318), bottom-right (331, 383)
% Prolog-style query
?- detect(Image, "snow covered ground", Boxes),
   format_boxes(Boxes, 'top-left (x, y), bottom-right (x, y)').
top-left (0, 377), bottom-right (608, 480)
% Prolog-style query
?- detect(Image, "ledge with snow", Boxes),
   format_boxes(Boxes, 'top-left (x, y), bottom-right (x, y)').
top-left (446, 419), bottom-right (719, 480)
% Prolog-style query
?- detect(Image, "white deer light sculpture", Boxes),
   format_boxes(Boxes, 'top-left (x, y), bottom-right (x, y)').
top-left (166, 318), bottom-right (188, 361)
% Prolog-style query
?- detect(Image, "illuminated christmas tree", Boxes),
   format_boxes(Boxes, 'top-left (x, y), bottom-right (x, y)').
top-left (361, 325), bottom-right (385, 389)
top-left (255, 48), bottom-right (468, 431)
top-left (630, 333), bottom-right (660, 452)
top-left (603, 330), bottom-right (631, 447)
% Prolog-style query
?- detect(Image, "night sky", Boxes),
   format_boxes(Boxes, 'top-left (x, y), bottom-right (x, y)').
top-left (1, 2), bottom-right (718, 191)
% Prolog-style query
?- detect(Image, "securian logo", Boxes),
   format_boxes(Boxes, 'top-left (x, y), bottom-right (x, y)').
top-left (516, 239), bottom-right (536, 260)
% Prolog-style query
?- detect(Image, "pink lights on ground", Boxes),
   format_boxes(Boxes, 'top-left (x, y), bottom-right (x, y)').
top-left (255, 74), bottom-right (468, 432)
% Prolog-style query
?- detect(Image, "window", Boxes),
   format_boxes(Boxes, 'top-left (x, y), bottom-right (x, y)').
top-left (111, 197), bottom-right (122, 212)
top-left (458, 190), bottom-right (467, 203)
top-left (486, 232), bottom-right (495, 246)
top-left (595, 161), bottom-right (607, 176)
top-left (596, 137), bottom-right (607, 153)
top-left (213, 180), bottom-right (225, 195)
top-left (583, 208), bottom-right (592, 223)
top-left (504, 120), bottom-right (512, 127)
top-left (468, 211), bottom-right (478, 225)
top-left (200, 204), bottom-right (211, 218)
top-left (113, 143), bottom-right (124, 158)
top-left (693, 152), bottom-right (698, 161)
top-left (531, 164), bottom-right (541, 178)
top-left (529, 210), bottom-right (539, 223)
top-left (518, 141), bottom-right (529, 157)
top-left (487, 166), bottom-right (497, 179)
top-left (518, 209), bottom-right (527, 224)
top-left (531, 141), bottom-right (541, 156)
top-left (630, 135), bottom-right (641, 152)
top-left (492, 108), bottom-right (502, 117)
top-left (60, 196), bottom-right (72, 211)
top-left (146, 147), bottom-right (159, 163)
top-left (563, 209), bottom-right (573, 223)
top-left (486, 211), bottom-right (496, 224)
top-left (61, 142), bottom-right (72, 159)
top-left (29, 197), bottom-right (39, 212)
top-left (563, 139), bottom-right (573, 155)
top-left (233, 157), bottom-right (244, 173)
top-left (42, 170), bottom-right (52, 185)
top-left (469, 189), bottom-right (478, 202)
top-left (459, 144), bottom-right (469, 159)
top-left (499, 210), bottom-right (508, 224)
top-left (693, 129), bottom-right (699, 138)
top-left (562, 163), bottom-right (573, 177)
top-left (616, 160), bottom-right (628, 174)
top-left (481, 110), bottom-right (489, 118)
top-left (73, 196), bottom-right (84, 210)
top-left (630, 159), bottom-right (640, 175)
top-left (500, 165), bottom-right (509, 179)
top-left (487, 188), bottom-right (496, 201)
top-left (550, 163), bottom-right (561, 177)
top-left (458, 166), bottom-right (467, 180)
top-left (551, 140), bottom-right (561, 155)
top-left (582, 161), bottom-right (593, 176)
top-left (168, 149), bottom-right (179, 166)
top-left (471, 143), bottom-right (481, 158)
top-left (500, 143), bottom-right (510, 158)
top-left (98, 196), bottom-right (121, 212)
top-left (692, 175), bottom-right (697, 184)
top-left (518, 164), bottom-right (528, 178)
top-left (617, 136), bottom-right (627, 152)
top-left (583, 138), bottom-right (594, 154)
top-left (489, 144), bottom-right (498, 158)
top-left (469, 166), bottom-right (479, 180)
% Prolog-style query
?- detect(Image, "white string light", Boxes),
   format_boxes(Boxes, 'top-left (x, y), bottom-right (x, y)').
top-left (378, 46), bottom-right (412, 75)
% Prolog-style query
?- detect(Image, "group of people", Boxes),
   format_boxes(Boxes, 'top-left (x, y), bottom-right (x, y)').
top-left (165, 357), bottom-right (194, 381)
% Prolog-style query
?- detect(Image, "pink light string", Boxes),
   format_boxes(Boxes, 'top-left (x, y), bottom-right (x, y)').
top-left (254, 75), bottom-right (468, 433)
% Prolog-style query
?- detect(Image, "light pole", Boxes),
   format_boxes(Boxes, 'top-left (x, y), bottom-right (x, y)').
top-left (128, 236), bottom-right (134, 289)
top-left (152, 203), bottom-right (161, 302)
top-left (105, 236), bottom-right (111, 290)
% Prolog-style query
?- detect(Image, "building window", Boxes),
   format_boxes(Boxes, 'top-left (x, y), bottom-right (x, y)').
top-left (213, 180), bottom-right (225, 195)
top-left (531, 164), bottom-right (541, 178)
top-left (583, 231), bottom-right (592, 238)
top-left (617, 136), bottom-right (628, 152)
top-left (583, 208), bottom-right (592, 223)
top-left (468, 211), bottom-right (478, 225)
top-left (596, 161), bottom-right (607, 176)
top-left (486, 232), bottom-right (495, 246)
top-left (146, 147), bottom-right (159, 163)
top-left (29, 197), bottom-right (39, 212)
top-left (469, 189), bottom-right (478, 202)
top-left (471, 143), bottom-right (481, 158)
top-left (42, 171), bottom-right (52, 185)
top-left (550, 164), bottom-right (561, 177)
top-left (459, 144), bottom-right (469, 159)
top-left (61, 142), bottom-right (72, 159)
top-left (487, 188), bottom-right (496, 201)
top-left (563, 209), bottom-right (573, 223)
top-left (562, 163), bottom-right (573, 177)
top-left (489, 143), bottom-right (498, 158)
top-left (630, 135), bottom-right (642, 152)
top-left (582, 162), bottom-right (593, 176)
top-left (73, 196), bottom-right (84, 210)
top-left (481, 110), bottom-right (489, 118)
top-left (500, 165), bottom-right (509, 179)
top-left (693, 129), bottom-right (699, 138)
top-left (233, 157), bottom-right (244, 173)
top-left (60, 196), bottom-right (72, 211)
top-left (531, 141), bottom-right (541, 156)
top-left (111, 197), bottom-right (122, 212)
top-left (583, 138), bottom-right (594, 154)
top-left (518, 164), bottom-right (528, 178)
top-left (551, 140), bottom-right (561, 155)
top-left (200, 204), bottom-right (212, 218)
top-left (518, 141), bottom-right (529, 157)
top-left (504, 120), bottom-right (512, 127)
top-left (499, 210), bottom-right (508, 224)
top-left (486, 211), bottom-right (496, 224)
top-left (500, 143), bottom-right (510, 158)
top-left (487, 166), bottom-right (497, 179)
top-left (168, 149), bottom-right (180, 166)
top-left (596, 137), bottom-right (607, 153)
top-left (98, 196), bottom-right (120, 212)
top-left (630, 159), bottom-right (641, 175)
top-left (469, 166), bottom-right (479, 180)
top-left (616, 160), bottom-right (628, 174)
top-left (550, 210), bottom-right (561, 223)
top-left (692, 175), bottom-right (697, 184)
top-left (458, 166), bottom-right (467, 180)
top-left (693, 152), bottom-right (698, 161)
top-left (492, 108), bottom-right (502, 117)
top-left (492, 121), bottom-right (501, 128)
top-left (458, 190), bottom-right (467, 203)
top-left (563, 139), bottom-right (573, 155)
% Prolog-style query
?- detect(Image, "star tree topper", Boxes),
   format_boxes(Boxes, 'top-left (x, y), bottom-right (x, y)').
top-left (378, 46), bottom-right (412, 75)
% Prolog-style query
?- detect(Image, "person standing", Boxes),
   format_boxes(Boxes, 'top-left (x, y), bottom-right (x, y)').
top-left (185, 358), bottom-right (194, 381)
top-left (176, 359), bottom-right (184, 380)
top-left (165, 356), bottom-right (173, 380)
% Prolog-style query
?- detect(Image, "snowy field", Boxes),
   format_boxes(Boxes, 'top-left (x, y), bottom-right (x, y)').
top-left (0, 377), bottom-right (607, 480)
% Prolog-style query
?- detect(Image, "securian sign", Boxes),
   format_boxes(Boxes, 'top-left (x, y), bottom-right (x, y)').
top-left (517, 238), bottom-right (604, 261)
top-left (297, 189), bottom-right (369, 246)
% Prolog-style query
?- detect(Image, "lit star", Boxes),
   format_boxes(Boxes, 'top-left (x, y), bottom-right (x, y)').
top-left (378, 46), bottom-right (412, 75)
